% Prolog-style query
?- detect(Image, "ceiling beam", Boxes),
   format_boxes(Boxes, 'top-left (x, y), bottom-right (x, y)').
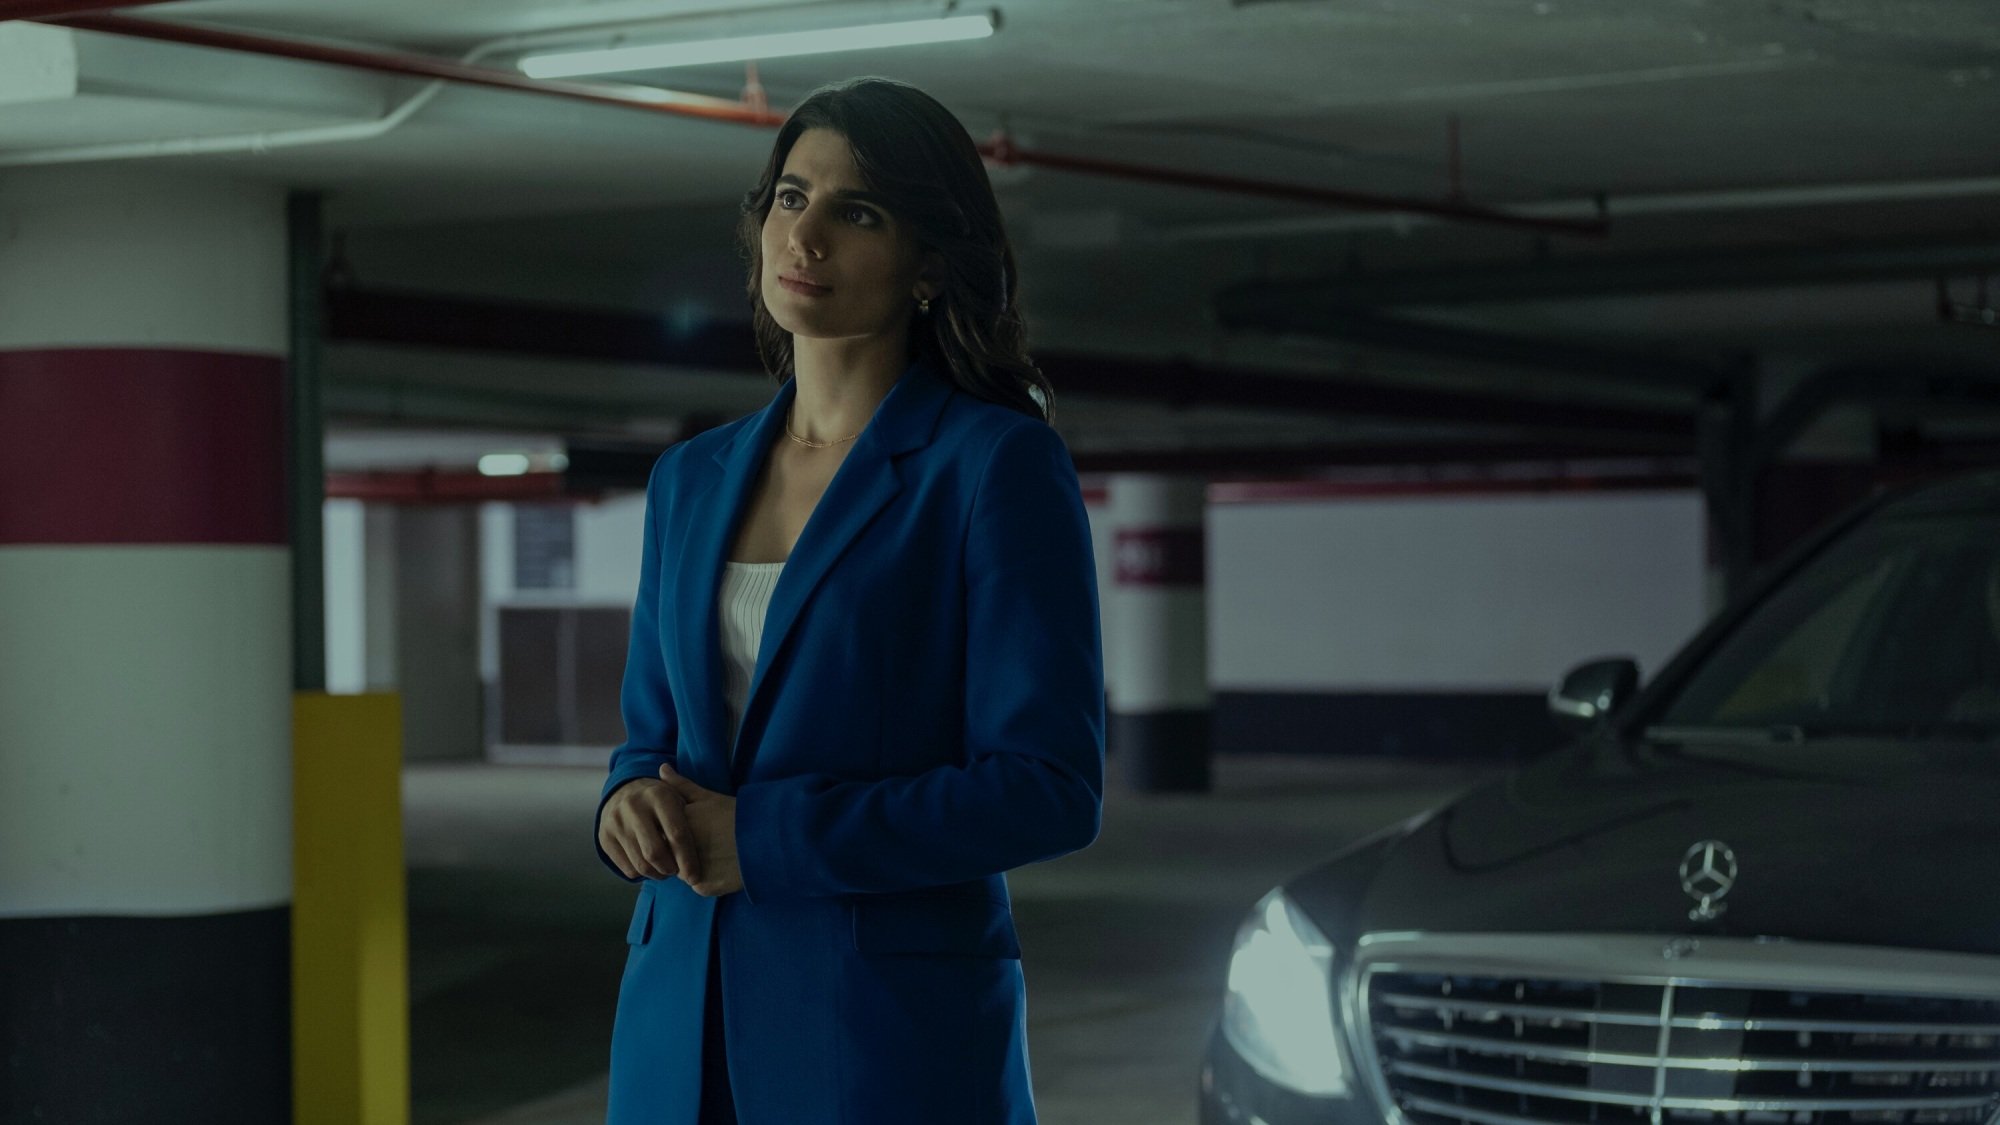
top-left (1215, 291), bottom-right (1739, 389)
top-left (1231, 237), bottom-right (2000, 307)
top-left (325, 286), bottom-right (1694, 444)
top-left (36, 12), bottom-right (1603, 238)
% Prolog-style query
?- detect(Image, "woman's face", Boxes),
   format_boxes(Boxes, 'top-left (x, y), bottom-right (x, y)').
top-left (759, 127), bottom-right (935, 344)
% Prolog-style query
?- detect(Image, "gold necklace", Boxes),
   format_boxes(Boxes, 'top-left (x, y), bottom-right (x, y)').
top-left (784, 404), bottom-right (861, 449)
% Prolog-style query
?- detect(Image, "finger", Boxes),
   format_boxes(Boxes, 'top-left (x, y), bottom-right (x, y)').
top-left (605, 811), bottom-right (651, 879)
top-left (601, 832), bottom-right (638, 881)
top-left (622, 807), bottom-right (680, 880)
top-left (657, 764), bottom-right (707, 797)
top-left (618, 828), bottom-right (671, 881)
top-left (632, 828), bottom-right (678, 881)
top-left (657, 799), bottom-right (703, 885)
top-left (600, 786), bottom-right (646, 879)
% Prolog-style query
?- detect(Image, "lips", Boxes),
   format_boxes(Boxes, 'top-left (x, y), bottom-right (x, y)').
top-left (779, 272), bottom-right (830, 294)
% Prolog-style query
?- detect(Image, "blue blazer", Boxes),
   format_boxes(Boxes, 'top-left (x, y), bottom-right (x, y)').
top-left (594, 354), bottom-right (1105, 1124)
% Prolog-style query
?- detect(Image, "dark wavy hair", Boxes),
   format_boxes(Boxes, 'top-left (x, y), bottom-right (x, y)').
top-left (735, 76), bottom-right (1053, 424)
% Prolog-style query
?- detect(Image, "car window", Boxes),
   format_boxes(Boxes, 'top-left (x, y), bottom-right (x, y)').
top-left (1705, 553), bottom-right (1900, 723)
top-left (1654, 515), bottom-right (2000, 735)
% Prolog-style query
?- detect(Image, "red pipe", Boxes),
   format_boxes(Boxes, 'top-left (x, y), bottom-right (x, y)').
top-left (36, 8), bottom-right (1606, 237)
top-left (0, 0), bottom-right (168, 17)
top-left (45, 12), bottom-right (790, 127)
top-left (976, 130), bottom-right (1605, 238)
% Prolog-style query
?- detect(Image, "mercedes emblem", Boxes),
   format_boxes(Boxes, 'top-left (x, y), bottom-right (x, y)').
top-left (1679, 840), bottom-right (1738, 922)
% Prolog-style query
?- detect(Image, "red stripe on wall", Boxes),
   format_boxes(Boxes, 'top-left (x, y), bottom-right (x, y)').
top-left (326, 468), bottom-right (566, 503)
top-left (0, 348), bottom-right (286, 545)
top-left (1080, 473), bottom-right (1698, 506)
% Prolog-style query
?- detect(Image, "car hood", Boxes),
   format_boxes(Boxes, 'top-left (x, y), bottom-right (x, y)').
top-left (1336, 737), bottom-right (2000, 958)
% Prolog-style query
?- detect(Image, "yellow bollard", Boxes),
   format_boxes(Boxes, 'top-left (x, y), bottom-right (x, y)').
top-left (292, 691), bottom-right (409, 1125)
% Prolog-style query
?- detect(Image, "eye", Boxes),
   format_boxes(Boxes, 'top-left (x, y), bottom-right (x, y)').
top-left (774, 189), bottom-right (880, 228)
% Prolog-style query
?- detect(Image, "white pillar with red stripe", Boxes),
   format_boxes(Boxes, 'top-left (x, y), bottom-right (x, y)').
top-left (1105, 472), bottom-right (1212, 791)
top-left (0, 165), bottom-right (294, 1119)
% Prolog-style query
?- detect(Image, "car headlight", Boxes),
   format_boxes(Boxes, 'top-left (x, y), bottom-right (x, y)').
top-left (1221, 886), bottom-right (1353, 1098)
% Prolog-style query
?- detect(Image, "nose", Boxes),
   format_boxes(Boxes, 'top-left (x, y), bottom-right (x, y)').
top-left (785, 202), bottom-right (827, 260)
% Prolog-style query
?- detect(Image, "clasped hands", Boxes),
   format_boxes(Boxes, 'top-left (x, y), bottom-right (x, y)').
top-left (597, 763), bottom-right (742, 897)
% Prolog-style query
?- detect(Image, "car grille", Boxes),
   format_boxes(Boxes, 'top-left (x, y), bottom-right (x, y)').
top-left (1360, 966), bottom-right (2000, 1125)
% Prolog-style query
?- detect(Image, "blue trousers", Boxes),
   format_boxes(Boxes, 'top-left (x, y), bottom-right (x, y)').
top-left (700, 925), bottom-right (737, 1124)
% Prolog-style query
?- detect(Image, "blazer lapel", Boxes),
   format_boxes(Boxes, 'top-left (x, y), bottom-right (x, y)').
top-left (673, 356), bottom-right (956, 789)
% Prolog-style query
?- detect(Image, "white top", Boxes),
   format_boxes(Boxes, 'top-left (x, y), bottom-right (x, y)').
top-left (719, 559), bottom-right (785, 759)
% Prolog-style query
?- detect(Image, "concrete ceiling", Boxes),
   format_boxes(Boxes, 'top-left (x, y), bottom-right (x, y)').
top-left (4, 0), bottom-right (1997, 470)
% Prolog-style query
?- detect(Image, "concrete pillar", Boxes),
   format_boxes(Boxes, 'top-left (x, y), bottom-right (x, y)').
top-left (365, 502), bottom-right (400, 690)
top-left (1105, 474), bottom-right (1212, 792)
top-left (0, 168), bottom-right (293, 1118)
top-left (322, 497), bottom-right (379, 695)
top-left (1697, 378), bottom-right (1757, 618)
top-left (326, 500), bottom-right (484, 759)
top-left (394, 505), bottom-right (483, 761)
top-left (1755, 361), bottom-right (1880, 567)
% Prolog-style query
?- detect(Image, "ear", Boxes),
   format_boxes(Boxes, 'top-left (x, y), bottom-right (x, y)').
top-left (913, 249), bottom-right (946, 302)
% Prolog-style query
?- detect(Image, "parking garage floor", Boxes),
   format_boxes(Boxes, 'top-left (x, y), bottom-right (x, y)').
top-left (402, 752), bottom-right (1512, 1125)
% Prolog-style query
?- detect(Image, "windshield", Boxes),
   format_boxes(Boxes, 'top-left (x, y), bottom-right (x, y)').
top-left (1650, 510), bottom-right (2000, 738)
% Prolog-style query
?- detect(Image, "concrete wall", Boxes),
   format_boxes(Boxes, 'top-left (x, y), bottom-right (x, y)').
top-left (1209, 489), bottom-right (1707, 692)
top-left (330, 482), bottom-right (1708, 762)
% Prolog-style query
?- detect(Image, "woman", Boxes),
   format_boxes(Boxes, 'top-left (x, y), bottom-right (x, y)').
top-left (591, 76), bottom-right (1106, 1125)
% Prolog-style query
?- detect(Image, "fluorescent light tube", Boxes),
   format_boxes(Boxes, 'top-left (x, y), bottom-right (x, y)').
top-left (517, 12), bottom-right (996, 78)
top-left (479, 454), bottom-right (531, 476)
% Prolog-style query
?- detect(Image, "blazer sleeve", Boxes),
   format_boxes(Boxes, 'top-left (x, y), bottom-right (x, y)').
top-left (732, 419), bottom-right (1106, 902)
top-left (593, 449), bottom-right (682, 883)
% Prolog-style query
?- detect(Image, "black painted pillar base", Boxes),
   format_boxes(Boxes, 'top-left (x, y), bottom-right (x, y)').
top-left (1112, 708), bottom-right (1212, 792)
top-left (1, 905), bottom-right (291, 1123)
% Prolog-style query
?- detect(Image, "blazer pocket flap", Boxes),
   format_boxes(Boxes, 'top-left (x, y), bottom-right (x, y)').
top-left (850, 893), bottom-right (1020, 958)
top-left (626, 883), bottom-right (656, 945)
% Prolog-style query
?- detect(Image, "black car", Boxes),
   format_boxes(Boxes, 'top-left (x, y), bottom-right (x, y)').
top-left (1199, 468), bottom-right (2000, 1125)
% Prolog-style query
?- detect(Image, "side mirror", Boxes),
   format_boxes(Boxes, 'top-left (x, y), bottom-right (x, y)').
top-left (1548, 657), bottom-right (1640, 734)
